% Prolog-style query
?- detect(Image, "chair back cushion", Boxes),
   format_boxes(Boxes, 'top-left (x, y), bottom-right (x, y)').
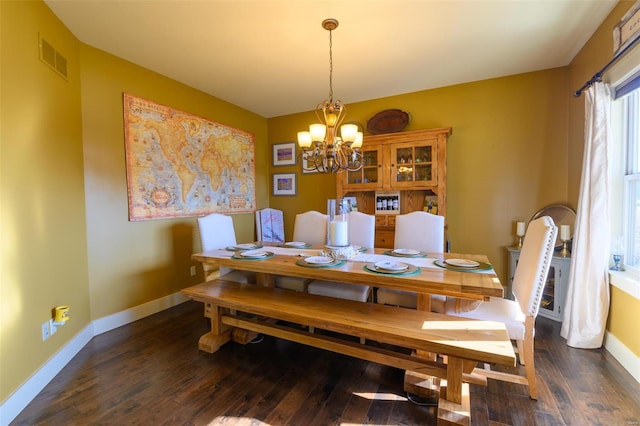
top-left (349, 211), bottom-right (375, 247)
top-left (197, 213), bottom-right (237, 251)
top-left (394, 211), bottom-right (445, 252)
top-left (293, 211), bottom-right (328, 245)
top-left (513, 216), bottom-right (558, 317)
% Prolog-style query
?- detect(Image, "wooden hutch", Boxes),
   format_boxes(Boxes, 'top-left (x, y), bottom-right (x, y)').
top-left (336, 127), bottom-right (451, 248)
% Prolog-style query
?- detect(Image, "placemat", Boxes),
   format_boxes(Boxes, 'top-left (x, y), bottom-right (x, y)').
top-left (231, 252), bottom-right (275, 260)
top-left (433, 259), bottom-right (493, 272)
top-left (363, 263), bottom-right (421, 276)
top-left (383, 250), bottom-right (428, 258)
top-left (295, 259), bottom-right (345, 268)
top-left (226, 244), bottom-right (263, 251)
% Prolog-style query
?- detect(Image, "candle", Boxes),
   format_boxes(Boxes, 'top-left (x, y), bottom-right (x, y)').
top-left (329, 220), bottom-right (349, 246)
top-left (561, 225), bottom-right (570, 241)
top-left (516, 221), bottom-right (525, 237)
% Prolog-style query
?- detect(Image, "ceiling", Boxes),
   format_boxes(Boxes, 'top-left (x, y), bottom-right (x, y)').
top-left (44, 0), bottom-right (618, 118)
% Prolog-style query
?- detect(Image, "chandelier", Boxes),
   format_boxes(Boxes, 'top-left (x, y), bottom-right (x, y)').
top-left (297, 18), bottom-right (363, 173)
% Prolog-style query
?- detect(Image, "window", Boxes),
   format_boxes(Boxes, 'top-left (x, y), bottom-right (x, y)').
top-left (615, 89), bottom-right (640, 274)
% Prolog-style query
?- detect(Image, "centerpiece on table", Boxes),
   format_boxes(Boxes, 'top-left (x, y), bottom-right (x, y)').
top-left (323, 198), bottom-right (358, 259)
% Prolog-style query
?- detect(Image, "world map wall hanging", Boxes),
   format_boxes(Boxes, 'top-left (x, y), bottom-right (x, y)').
top-left (122, 93), bottom-right (256, 221)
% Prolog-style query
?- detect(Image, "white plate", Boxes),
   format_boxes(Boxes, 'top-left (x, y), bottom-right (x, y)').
top-left (235, 243), bottom-right (258, 250)
top-left (393, 248), bottom-right (420, 255)
top-left (445, 258), bottom-right (480, 268)
top-left (304, 256), bottom-right (334, 265)
top-left (285, 241), bottom-right (307, 247)
top-left (374, 261), bottom-right (409, 271)
top-left (240, 250), bottom-right (269, 258)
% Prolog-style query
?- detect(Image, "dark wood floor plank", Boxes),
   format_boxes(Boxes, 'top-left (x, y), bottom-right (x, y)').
top-left (10, 300), bottom-right (640, 426)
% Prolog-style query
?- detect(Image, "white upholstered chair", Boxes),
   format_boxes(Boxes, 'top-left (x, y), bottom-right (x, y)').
top-left (307, 211), bottom-right (374, 302)
top-left (376, 211), bottom-right (446, 312)
top-left (276, 211), bottom-right (328, 292)
top-left (348, 211), bottom-right (376, 249)
top-left (197, 213), bottom-right (256, 283)
top-left (292, 210), bottom-right (328, 244)
top-left (444, 216), bottom-right (557, 399)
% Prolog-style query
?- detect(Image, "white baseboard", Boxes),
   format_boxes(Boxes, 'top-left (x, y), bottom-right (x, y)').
top-left (92, 292), bottom-right (190, 336)
top-left (0, 291), bottom-right (190, 426)
top-left (604, 330), bottom-right (640, 383)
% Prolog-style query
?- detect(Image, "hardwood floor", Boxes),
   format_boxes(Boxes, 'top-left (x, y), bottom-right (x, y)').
top-left (11, 301), bottom-right (640, 425)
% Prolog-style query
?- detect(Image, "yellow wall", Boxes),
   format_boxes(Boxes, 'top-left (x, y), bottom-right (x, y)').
top-left (607, 286), bottom-right (640, 356)
top-left (79, 45), bottom-right (268, 319)
top-left (1, 0), bottom-right (90, 401)
top-left (0, 0), bottom-right (269, 404)
top-left (567, 0), bottom-right (640, 358)
top-left (269, 68), bottom-right (570, 285)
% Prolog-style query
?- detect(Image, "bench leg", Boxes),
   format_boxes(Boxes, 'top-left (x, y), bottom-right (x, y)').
top-left (445, 356), bottom-right (463, 404)
top-left (404, 370), bottom-right (471, 426)
top-left (199, 330), bottom-right (231, 353)
top-left (199, 302), bottom-right (232, 353)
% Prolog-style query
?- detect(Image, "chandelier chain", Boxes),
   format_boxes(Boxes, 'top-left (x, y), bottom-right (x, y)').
top-left (328, 28), bottom-right (333, 103)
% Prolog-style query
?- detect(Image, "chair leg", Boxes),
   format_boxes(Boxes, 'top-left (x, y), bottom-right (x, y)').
top-left (516, 339), bottom-right (525, 365)
top-left (523, 316), bottom-right (537, 399)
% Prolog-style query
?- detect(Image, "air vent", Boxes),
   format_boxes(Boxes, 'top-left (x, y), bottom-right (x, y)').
top-left (39, 35), bottom-right (68, 80)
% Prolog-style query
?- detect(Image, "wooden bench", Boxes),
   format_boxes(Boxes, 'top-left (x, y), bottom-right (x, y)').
top-left (181, 279), bottom-right (516, 425)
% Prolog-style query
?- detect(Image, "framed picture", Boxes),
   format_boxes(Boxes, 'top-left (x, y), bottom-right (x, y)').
top-left (273, 142), bottom-right (296, 166)
top-left (272, 173), bottom-right (297, 196)
top-left (301, 150), bottom-right (319, 174)
top-left (614, 1), bottom-right (640, 55)
top-left (344, 196), bottom-right (358, 212)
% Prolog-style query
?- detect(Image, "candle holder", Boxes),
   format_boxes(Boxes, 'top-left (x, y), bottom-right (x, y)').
top-left (559, 238), bottom-right (571, 257)
top-left (515, 221), bottom-right (525, 249)
top-left (327, 198), bottom-right (350, 247)
top-left (610, 236), bottom-right (625, 271)
top-left (559, 224), bottom-right (571, 257)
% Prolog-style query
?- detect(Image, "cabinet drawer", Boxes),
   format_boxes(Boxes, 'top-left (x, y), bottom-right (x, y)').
top-left (375, 230), bottom-right (395, 249)
top-left (375, 215), bottom-right (397, 227)
top-left (387, 216), bottom-right (396, 227)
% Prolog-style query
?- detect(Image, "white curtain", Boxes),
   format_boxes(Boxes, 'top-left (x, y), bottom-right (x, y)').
top-left (561, 82), bottom-right (611, 349)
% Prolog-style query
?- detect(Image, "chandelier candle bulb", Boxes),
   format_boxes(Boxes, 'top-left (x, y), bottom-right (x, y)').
top-left (516, 221), bottom-right (526, 237)
top-left (298, 131), bottom-right (312, 148)
top-left (341, 124), bottom-right (358, 142)
top-left (352, 132), bottom-right (363, 148)
top-left (560, 225), bottom-right (570, 241)
top-left (310, 124), bottom-right (326, 142)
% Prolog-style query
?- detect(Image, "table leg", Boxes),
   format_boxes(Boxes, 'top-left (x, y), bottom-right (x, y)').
top-left (416, 292), bottom-right (432, 312)
top-left (257, 272), bottom-right (275, 287)
top-left (416, 293), bottom-right (435, 361)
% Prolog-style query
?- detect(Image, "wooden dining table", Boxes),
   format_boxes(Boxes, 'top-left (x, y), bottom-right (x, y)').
top-left (191, 243), bottom-right (504, 311)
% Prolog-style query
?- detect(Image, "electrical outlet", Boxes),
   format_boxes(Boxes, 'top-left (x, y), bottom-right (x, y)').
top-left (41, 321), bottom-right (50, 341)
top-left (190, 266), bottom-right (197, 277)
top-left (49, 319), bottom-right (57, 336)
